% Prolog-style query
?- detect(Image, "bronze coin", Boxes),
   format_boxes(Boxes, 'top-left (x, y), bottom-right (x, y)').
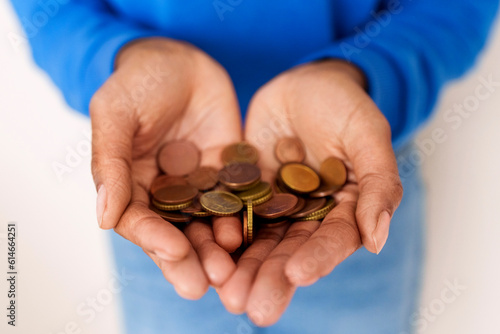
top-left (186, 166), bottom-right (219, 191)
top-left (180, 194), bottom-right (212, 217)
top-left (273, 178), bottom-right (289, 194)
top-left (286, 197), bottom-right (306, 216)
top-left (199, 191), bottom-right (243, 216)
top-left (309, 183), bottom-right (338, 198)
top-left (253, 193), bottom-right (298, 219)
top-left (218, 162), bottom-right (261, 191)
top-left (157, 141), bottom-right (200, 176)
top-left (150, 175), bottom-right (188, 194)
top-left (180, 195), bottom-right (202, 214)
top-left (275, 137), bottom-right (306, 164)
top-left (150, 206), bottom-right (191, 223)
top-left (256, 216), bottom-right (290, 228)
top-left (289, 197), bottom-right (327, 219)
top-left (319, 157), bottom-right (347, 189)
top-left (221, 142), bottom-right (259, 165)
top-left (153, 184), bottom-right (199, 205)
top-left (279, 163), bottom-right (320, 194)
top-left (214, 184), bottom-right (231, 192)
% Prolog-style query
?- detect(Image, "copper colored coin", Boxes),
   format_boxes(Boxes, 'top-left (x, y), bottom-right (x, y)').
top-left (221, 142), bottom-right (259, 165)
top-left (286, 197), bottom-right (306, 216)
top-left (273, 178), bottom-right (289, 194)
top-left (289, 197), bottom-right (327, 219)
top-left (256, 216), bottom-right (290, 228)
top-left (157, 141), bottom-right (200, 176)
top-left (275, 137), bottom-right (306, 164)
top-left (150, 175), bottom-right (188, 194)
top-left (186, 166), bottom-right (219, 191)
top-left (279, 163), bottom-right (320, 194)
top-left (309, 183), bottom-right (337, 198)
top-left (214, 184), bottom-right (231, 192)
top-left (153, 184), bottom-right (198, 205)
top-left (218, 162), bottom-right (261, 191)
top-left (180, 195), bottom-right (202, 214)
top-left (253, 193), bottom-right (298, 219)
top-left (150, 206), bottom-right (191, 223)
top-left (319, 157), bottom-right (347, 189)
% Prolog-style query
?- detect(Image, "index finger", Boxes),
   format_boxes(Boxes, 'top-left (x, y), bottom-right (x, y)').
top-left (284, 184), bottom-right (361, 286)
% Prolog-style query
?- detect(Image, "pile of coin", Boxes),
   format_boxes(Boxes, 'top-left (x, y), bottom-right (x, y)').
top-left (149, 138), bottom-right (347, 249)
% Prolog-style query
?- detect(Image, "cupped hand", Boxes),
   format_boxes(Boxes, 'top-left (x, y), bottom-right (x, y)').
top-left (217, 60), bottom-right (403, 325)
top-left (90, 38), bottom-right (242, 299)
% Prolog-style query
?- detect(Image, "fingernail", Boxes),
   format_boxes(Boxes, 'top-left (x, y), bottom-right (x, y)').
top-left (96, 185), bottom-right (107, 228)
top-left (372, 211), bottom-right (391, 254)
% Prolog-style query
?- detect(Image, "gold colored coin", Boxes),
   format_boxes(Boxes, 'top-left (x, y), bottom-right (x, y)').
top-left (246, 190), bottom-right (273, 206)
top-left (247, 200), bottom-right (254, 245)
top-left (152, 199), bottom-right (192, 211)
top-left (191, 210), bottom-right (211, 218)
top-left (243, 210), bottom-right (248, 248)
top-left (301, 198), bottom-right (336, 221)
top-left (200, 191), bottom-right (243, 216)
top-left (279, 163), bottom-right (320, 194)
top-left (236, 182), bottom-right (272, 201)
top-left (221, 142), bottom-right (259, 165)
top-left (319, 157), bottom-right (347, 189)
top-left (258, 218), bottom-right (289, 228)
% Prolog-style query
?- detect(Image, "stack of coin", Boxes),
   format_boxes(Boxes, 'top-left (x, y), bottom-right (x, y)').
top-left (149, 139), bottom-right (347, 249)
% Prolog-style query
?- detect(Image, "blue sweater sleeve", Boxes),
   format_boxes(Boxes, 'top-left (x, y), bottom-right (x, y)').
top-left (298, 0), bottom-right (499, 147)
top-left (9, 0), bottom-right (156, 115)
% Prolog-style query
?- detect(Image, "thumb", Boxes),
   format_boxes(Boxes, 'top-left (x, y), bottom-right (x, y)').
top-left (90, 95), bottom-right (135, 230)
top-left (347, 113), bottom-right (403, 254)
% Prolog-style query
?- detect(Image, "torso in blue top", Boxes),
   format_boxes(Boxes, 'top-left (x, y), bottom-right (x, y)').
top-left (106, 0), bottom-right (379, 114)
top-left (10, 0), bottom-right (498, 144)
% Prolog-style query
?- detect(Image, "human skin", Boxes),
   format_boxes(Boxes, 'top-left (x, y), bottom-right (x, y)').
top-left (90, 37), bottom-right (244, 298)
top-left (216, 59), bottom-right (403, 325)
top-left (90, 37), bottom-right (403, 323)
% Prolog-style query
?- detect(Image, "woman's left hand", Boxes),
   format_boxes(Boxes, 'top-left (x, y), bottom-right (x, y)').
top-left (217, 59), bottom-right (403, 326)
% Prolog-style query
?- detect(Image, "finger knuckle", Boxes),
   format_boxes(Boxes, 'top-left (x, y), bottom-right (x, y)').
top-left (91, 155), bottom-right (132, 183)
top-left (331, 219), bottom-right (361, 246)
top-left (283, 228), bottom-right (314, 243)
top-left (257, 229), bottom-right (284, 244)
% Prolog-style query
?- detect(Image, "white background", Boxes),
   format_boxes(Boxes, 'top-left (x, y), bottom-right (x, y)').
top-left (1, 1), bottom-right (499, 333)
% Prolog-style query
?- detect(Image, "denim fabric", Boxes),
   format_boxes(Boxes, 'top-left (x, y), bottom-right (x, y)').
top-left (109, 142), bottom-right (425, 334)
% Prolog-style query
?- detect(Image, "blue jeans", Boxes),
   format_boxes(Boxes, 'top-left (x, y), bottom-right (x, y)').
top-left (110, 143), bottom-right (425, 334)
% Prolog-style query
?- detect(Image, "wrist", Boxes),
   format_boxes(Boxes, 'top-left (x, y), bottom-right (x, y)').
top-left (310, 59), bottom-right (367, 89)
top-left (114, 37), bottom-right (194, 70)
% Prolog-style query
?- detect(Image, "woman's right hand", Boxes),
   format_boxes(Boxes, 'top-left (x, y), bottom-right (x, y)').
top-left (90, 38), bottom-right (242, 299)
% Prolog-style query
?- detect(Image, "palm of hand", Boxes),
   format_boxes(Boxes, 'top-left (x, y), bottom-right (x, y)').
top-left (90, 39), bottom-right (242, 299)
top-left (216, 61), bottom-right (403, 326)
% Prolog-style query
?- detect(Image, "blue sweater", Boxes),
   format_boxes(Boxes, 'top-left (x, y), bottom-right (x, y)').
top-left (10, 0), bottom-right (498, 146)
